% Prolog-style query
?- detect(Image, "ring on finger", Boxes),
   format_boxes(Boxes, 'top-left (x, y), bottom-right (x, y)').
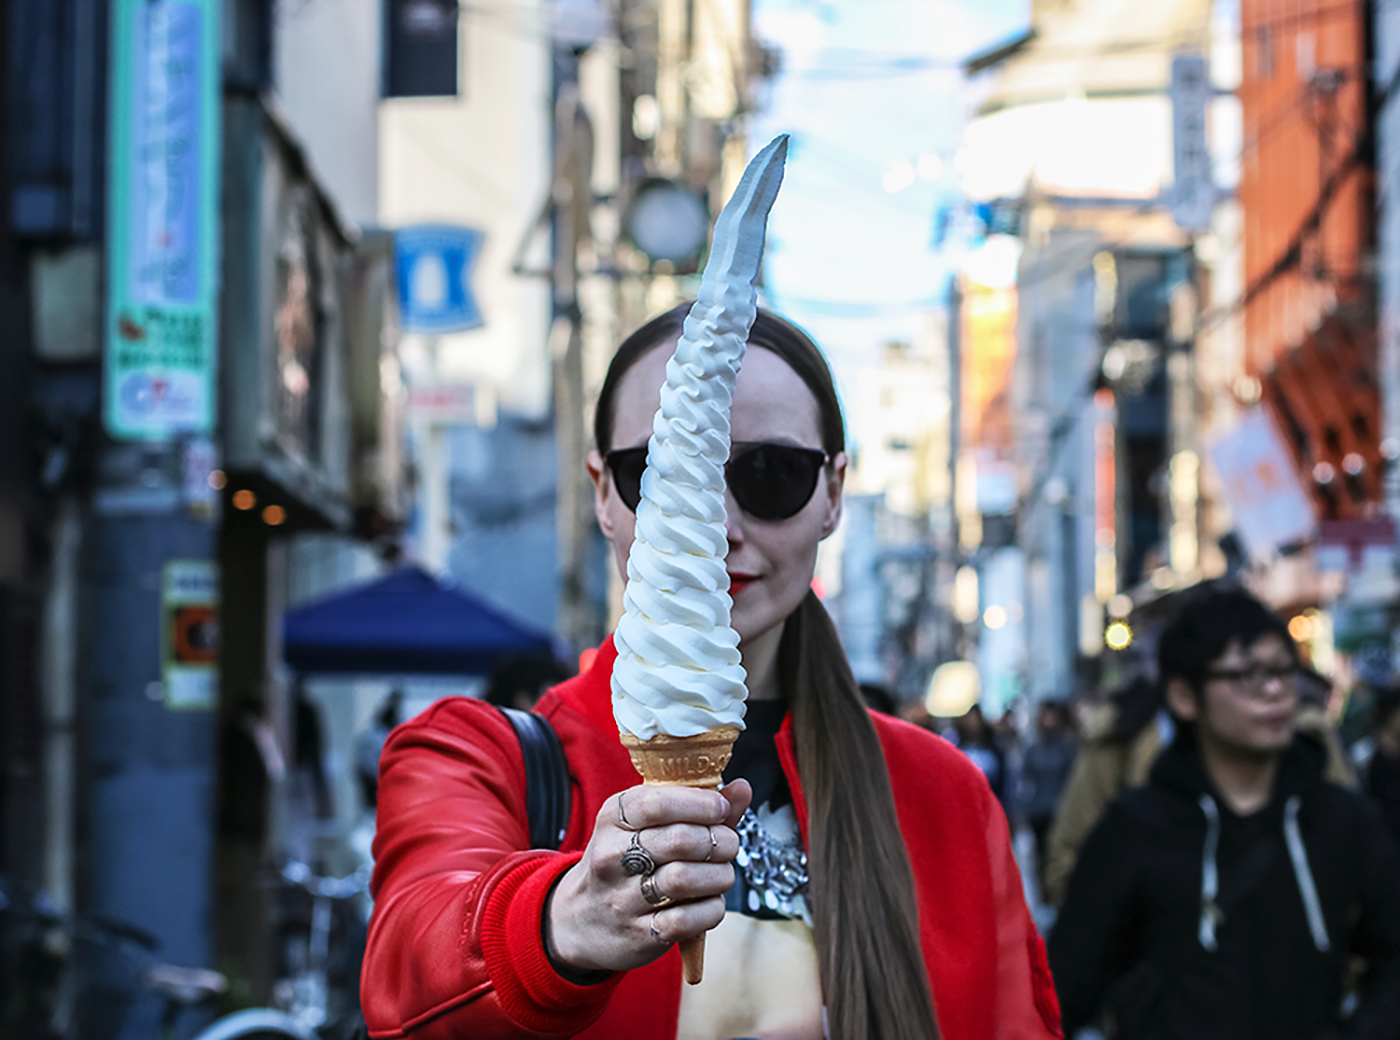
top-left (640, 873), bottom-right (674, 907)
top-left (621, 831), bottom-right (657, 877)
top-left (617, 792), bottom-right (635, 831)
top-left (650, 911), bottom-right (672, 947)
top-left (704, 826), bottom-right (718, 862)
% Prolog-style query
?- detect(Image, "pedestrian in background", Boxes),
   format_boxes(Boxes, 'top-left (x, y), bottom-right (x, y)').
top-left (858, 681), bottom-right (898, 716)
top-left (484, 651), bottom-right (573, 712)
top-left (1020, 699), bottom-right (1077, 898)
top-left (950, 703), bottom-right (1008, 805)
top-left (1049, 586), bottom-right (1400, 1039)
top-left (1368, 685), bottom-right (1400, 850)
top-left (1044, 620), bottom-right (1354, 908)
top-left (354, 689), bottom-right (404, 811)
top-left (1042, 676), bottom-right (1167, 906)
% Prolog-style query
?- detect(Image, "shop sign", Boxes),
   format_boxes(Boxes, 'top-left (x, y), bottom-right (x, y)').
top-left (1170, 53), bottom-right (1213, 232)
top-left (1209, 410), bottom-right (1315, 558)
top-left (105, 1), bottom-right (221, 441)
top-left (407, 385), bottom-right (479, 425)
top-left (1317, 519), bottom-right (1396, 573)
top-left (161, 560), bottom-right (219, 710)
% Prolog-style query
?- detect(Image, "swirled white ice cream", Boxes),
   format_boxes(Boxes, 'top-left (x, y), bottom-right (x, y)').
top-left (611, 135), bottom-right (789, 741)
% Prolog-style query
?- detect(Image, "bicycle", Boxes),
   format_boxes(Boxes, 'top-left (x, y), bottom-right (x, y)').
top-left (0, 876), bottom-right (225, 1040)
top-left (0, 869), bottom-right (355, 1040)
top-left (0, 879), bottom-right (67, 1038)
top-left (189, 861), bottom-right (369, 1040)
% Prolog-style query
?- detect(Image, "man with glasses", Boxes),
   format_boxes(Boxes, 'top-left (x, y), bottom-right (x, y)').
top-left (1049, 585), bottom-right (1400, 1040)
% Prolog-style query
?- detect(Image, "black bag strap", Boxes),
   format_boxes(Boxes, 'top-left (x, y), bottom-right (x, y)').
top-left (498, 707), bottom-right (572, 850)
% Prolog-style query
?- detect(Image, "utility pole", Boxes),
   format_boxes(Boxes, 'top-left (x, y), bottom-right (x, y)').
top-left (82, 0), bottom-right (223, 970)
top-left (418, 336), bottom-right (450, 572)
top-left (552, 67), bottom-right (600, 655)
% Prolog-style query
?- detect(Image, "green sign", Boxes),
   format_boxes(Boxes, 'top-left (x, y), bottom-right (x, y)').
top-left (105, 0), bottom-right (221, 441)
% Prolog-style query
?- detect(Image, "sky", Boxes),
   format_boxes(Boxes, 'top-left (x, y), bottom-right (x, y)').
top-left (747, 0), bottom-right (1030, 381)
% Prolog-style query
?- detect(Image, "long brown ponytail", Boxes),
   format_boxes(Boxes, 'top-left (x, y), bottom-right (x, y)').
top-left (597, 304), bottom-right (939, 1038)
top-left (782, 592), bottom-right (939, 1040)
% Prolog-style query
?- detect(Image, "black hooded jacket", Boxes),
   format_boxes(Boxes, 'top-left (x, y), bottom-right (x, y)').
top-left (1049, 732), bottom-right (1400, 1040)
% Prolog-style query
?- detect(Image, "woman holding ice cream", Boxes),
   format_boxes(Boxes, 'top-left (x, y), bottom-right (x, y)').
top-left (361, 141), bottom-right (1060, 1040)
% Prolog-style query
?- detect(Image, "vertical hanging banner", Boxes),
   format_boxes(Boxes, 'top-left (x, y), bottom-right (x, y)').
top-left (105, 0), bottom-right (221, 441)
top-left (1170, 53), bottom-right (1213, 233)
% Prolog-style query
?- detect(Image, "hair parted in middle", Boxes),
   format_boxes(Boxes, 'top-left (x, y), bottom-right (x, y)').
top-left (594, 301), bottom-right (940, 1040)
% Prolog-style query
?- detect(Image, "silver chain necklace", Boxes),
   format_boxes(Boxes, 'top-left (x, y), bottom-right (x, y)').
top-left (733, 807), bottom-right (810, 920)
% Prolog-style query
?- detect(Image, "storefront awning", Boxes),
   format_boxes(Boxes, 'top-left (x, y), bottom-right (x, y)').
top-left (283, 566), bottom-right (555, 675)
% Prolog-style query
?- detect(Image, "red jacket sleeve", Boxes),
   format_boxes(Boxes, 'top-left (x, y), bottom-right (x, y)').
top-left (361, 699), bottom-right (622, 1038)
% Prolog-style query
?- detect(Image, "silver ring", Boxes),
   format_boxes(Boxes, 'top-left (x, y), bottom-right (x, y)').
top-left (617, 791), bottom-right (635, 831)
top-left (650, 911), bottom-right (671, 946)
top-left (621, 831), bottom-right (656, 877)
top-left (640, 873), bottom-right (673, 907)
top-left (705, 826), bottom-right (718, 862)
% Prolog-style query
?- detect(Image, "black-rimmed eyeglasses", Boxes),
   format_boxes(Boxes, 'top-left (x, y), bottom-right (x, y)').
top-left (1202, 664), bottom-right (1299, 693)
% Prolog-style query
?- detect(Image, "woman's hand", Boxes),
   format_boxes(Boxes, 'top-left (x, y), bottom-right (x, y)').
top-left (545, 779), bottom-right (752, 975)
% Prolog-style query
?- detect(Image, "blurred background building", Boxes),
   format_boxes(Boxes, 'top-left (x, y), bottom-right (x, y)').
top-left (828, 316), bottom-right (959, 698)
top-left (944, 0), bottom-right (1396, 719)
top-left (5, 0), bottom-right (408, 1001)
top-left (954, 0), bottom-right (1219, 708)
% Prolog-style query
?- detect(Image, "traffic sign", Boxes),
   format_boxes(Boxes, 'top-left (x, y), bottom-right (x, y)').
top-left (394, 224), bottom-right (484, 333)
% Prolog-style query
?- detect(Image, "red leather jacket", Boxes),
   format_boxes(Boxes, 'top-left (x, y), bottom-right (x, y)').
top-left (362, 638), bottom-right (1063, 1039)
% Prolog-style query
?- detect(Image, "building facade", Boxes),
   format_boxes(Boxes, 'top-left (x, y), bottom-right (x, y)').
top-left (955, 0), bottom-right (1224, 701)
top-left (3, 0), bottom-right (405, 999)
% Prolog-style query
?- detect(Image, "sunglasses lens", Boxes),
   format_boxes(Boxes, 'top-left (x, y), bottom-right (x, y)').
top-left (607, 449), bottom-right (647, 512)
top-left (729, 445), bottom-right (825, 521)
top-left (609, 444), bottom-right (825, 521)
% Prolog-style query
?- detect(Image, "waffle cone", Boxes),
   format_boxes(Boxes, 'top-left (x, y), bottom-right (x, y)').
top-left (619, 726), bottom-right (741, 790)
top-left (619, 726), bottom-right (741, 983)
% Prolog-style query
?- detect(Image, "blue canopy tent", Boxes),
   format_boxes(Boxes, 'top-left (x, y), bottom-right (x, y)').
top-left (283, 566), bottom-right (555, 675)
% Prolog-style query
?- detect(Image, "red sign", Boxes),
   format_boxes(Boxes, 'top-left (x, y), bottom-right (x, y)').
top-left (1317, 519), bottom-right (1396, 572)
top-left (407, 384), bottom-right (477, 424)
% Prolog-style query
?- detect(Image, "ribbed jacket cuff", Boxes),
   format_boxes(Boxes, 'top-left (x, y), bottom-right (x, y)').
top-left (480, 853), bottom-right (622, 1034)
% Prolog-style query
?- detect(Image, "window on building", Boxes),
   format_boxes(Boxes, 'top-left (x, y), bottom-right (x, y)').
top-left (1255, 25), bottom-right (1274, 80)
top-left (226, 0), bottom-right (274, 93)
top-left (384, 0), bottom-right (460, 98)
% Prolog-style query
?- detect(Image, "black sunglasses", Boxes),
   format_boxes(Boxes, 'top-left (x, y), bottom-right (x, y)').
top-left (605, 442), bottom-right (829, 522)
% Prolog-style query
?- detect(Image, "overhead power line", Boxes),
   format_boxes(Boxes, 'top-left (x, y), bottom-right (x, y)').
top-left (1197, 45), bottom-right (1400, 331)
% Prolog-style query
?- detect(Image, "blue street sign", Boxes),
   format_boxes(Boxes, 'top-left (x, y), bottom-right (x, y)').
top-left (394, 224), bottom-right (484, 333)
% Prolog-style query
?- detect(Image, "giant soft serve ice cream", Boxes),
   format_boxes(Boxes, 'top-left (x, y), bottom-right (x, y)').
top-left (611, 134), bottom-right (788, 985)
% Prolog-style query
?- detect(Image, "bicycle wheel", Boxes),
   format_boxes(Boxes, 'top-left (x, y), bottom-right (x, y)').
top-left (189, 1006), bottom-right (318, 1040)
